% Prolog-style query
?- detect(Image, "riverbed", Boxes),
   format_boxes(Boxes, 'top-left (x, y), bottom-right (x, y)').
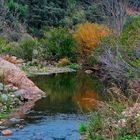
top-left (1, 72), bottom-right (105, 140)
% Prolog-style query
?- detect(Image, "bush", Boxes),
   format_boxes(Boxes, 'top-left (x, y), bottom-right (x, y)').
top-left (86, 110), bottom-right (140, 140)
top-left (69, 63), bottom-right (81, 70)
top-left (42, 27), bottom-right (77, 61)
top-left (85, 4), bottom-right (104, 23)
top-left (18, 38), bottom-right (39, 61)
top-left (124, 15), bottom-right (140, 29)
top-left (7, 0), bottom-right (28, 20)
top-left (62, 8), bottom-right (86, 29)
top-left (0, 37), bottom-right (41, 61)
top-left (90, 34), bottom-right (140, 90)
top-left (74, 22), bottom-right (111, 59)
top-left (0, 37), bottom-right (16, 55)
top-left (57, 58), bottom-right (71, 67)
top-left (121, 19), bottom-right (140, 47)
top-left (0, 37), bottom-right (8, 54)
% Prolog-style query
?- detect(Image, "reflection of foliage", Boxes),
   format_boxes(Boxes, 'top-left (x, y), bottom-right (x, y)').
top-left (32, 73), bottom-right (77, 102)
top-left (76, 72), bottom-right (104, 94)
top-left (31, 73), bottom-right (104, 113)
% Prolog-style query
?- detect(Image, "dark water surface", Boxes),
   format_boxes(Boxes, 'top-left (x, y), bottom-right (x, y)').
top-left (1, 72), bottom-right (105, 140)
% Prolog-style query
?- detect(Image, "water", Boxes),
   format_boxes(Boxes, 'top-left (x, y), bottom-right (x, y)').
top-left (1, 72), bottom-right (104, 140)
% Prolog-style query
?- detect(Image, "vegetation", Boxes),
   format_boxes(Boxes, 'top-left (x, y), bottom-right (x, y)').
top-left (0, 0), bottom-right (140, 139)
top-left (41, 27), bottom-right (76, 61)
top-left (74, 22), bottom-right (111, 61)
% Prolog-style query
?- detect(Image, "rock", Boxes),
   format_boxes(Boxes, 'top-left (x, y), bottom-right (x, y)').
top-left (13, 90), bottom-right (22, 98)
top-left (15, 124), bottom-right (24, 129)
top-left (85, 70), bottom-right (93, 74)
top-left (117, 119), bottom-right (126, 128)
top-left (13, 86), bottom-right (18, 91)
top-left (2, 55), bottom-right (20, 64)
top-left (0, 83), bottom-right (4, 91)
top-left (9, 118), bottom-right (21, 124)
top-left (0, 121), bottom-right (3, 125)
top-left (1, 94), bottom-right (8, 102)
top-left (0, 126), bottom-right (7, 130)
top-left (1, 129), bottom-right (13, 136)
top-left (0, 57), bottom-right (44, 100)
top-left (0, 119), bottom-right (7, 126)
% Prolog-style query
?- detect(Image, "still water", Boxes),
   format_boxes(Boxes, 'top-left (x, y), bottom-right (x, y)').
top-left (1, 72), bottom-right (105, 140)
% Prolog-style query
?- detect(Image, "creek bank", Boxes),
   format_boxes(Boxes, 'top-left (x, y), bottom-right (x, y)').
top-left (0, 57), bottom-right (44, 100)
top-left (0, 57), bottom-right (45, 136)
top-left (0, 82), bottom-right (23, 116)
top-left (0, 82), bottom-right (25, 136)
top-left (23, 65), bottom-right (76, 76)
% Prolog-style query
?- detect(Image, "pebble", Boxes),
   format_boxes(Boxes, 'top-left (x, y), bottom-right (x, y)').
top-left (9, 118), bottom-right (21, 124)
top-left (1, 94), bottom-right (8, 102)
top-left (85, 70), bottom-right (93, 74)
top-left (1, 129), bottom-right (13, 136)
top-left (0, 83), bottom-right (4, 91)
top-left (0, 121), bottom-right (3, 125)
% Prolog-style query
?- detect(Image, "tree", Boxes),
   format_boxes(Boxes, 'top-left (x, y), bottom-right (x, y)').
top-left (94, 0), bottom-right (128, 33)
top-left (0, 0), bottom-right (27, 41)
top-left (94, 0), bottom-right (140, 33)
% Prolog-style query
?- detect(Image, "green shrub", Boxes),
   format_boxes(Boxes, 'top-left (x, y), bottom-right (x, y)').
top-left (18, 38), bottom-right (39, 61)
top-left (120, 19), bottom-right (140, 47)
top-left (0, 37), bottom-right (8, 54)
top-left (120, 135), bottom-right (140, 140)
top-left (0, 114), bottom-right (8, 119)
top-left (69, 63), bottom-right (81, 70)
top-left (79, 124), bottom-right (87, 133)
top-left (0, 37), bottom-right (15, 55)
top-left (62, 8), bottom-right (86, 28)
top-left (124, 15), bottom-right (140, 29)
top-left (7, 0), bottom-right (28, 20)
top-left (42, 27), bottom-right (77, 61)
top-left (130, 58), bottom-right (140, 68)
top-left (85, 4), bottom-right (104, 23)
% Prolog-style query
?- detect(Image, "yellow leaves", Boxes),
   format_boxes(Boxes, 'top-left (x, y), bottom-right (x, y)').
top-left (58, 58), bottom-right (71, 66)
top-left (74, 22), bottom-right (111, 57)
top-left (73, 91), bottom-right (98, 111)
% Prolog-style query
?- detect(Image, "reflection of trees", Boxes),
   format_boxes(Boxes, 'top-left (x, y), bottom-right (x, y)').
top-left (31, 73), bottom-right (103, 112)
top-left (32, 73), bottom-right (77, 102)
top-left (73, 91), bottom-right (97, 112)
top-left (73, 73), bottom-right (99, 111)
top-left (75, 72), bottom-right (104, 94)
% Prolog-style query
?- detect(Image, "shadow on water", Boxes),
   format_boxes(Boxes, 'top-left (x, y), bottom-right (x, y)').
top-left (1, 72), bottom-right (105, 140)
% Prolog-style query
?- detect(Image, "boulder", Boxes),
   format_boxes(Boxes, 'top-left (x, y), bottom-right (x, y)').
top-left (0, 57), bottom-right (44, 100)
top-left (1, 129), bottom-right (13, 136)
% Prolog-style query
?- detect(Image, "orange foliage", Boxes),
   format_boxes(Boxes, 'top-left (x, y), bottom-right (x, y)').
top-left (58, 58), bottom-right (70, 66)
top-left (74, 22), bottom-right (111, 57)
top-left (2, 55), bottom-right (24, 64)
top-left (73, 91), bottom-right (98, 111)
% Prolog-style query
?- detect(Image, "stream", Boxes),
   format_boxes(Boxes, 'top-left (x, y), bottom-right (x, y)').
top-left (1, 72), bottom-right (105, 140)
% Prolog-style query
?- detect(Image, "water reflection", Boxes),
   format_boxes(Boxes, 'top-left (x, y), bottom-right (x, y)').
top-left (1, 73), bottom-right (104, 140)
top-left (31, 72), bottom-right (104, 113)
